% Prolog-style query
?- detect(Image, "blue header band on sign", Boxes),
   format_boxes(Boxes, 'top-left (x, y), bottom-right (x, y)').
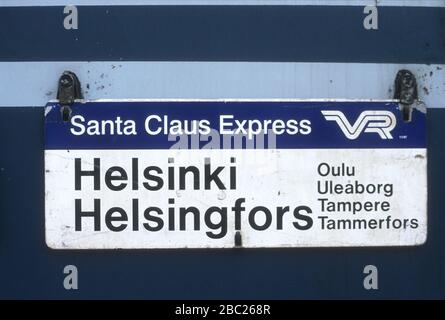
top-left (44, 101), bottom-right (426, 150)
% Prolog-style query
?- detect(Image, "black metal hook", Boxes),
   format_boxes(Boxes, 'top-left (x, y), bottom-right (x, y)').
top-left (394, 70), bottom-right (418, 123)
top-left (57, 71), bottom-right (83, 122)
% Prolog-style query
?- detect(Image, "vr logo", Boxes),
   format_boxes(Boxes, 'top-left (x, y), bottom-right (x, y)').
top-left (321, 110), bottom-right (396, 140)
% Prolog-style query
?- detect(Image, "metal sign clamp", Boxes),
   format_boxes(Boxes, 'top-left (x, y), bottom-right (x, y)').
top-left (394, 70), bottom-right (419, 123)
top-left (57, 71), bottom-right (83, 122)
top-left (234, 231), bottom-right (242, 248)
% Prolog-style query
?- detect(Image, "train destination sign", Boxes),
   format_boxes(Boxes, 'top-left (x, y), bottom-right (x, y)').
top-left (44, 100), bottom-right (427, 249)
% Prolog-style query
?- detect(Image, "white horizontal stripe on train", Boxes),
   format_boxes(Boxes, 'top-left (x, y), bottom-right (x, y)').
top-left (0, 62), bottom-right (443, 108)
